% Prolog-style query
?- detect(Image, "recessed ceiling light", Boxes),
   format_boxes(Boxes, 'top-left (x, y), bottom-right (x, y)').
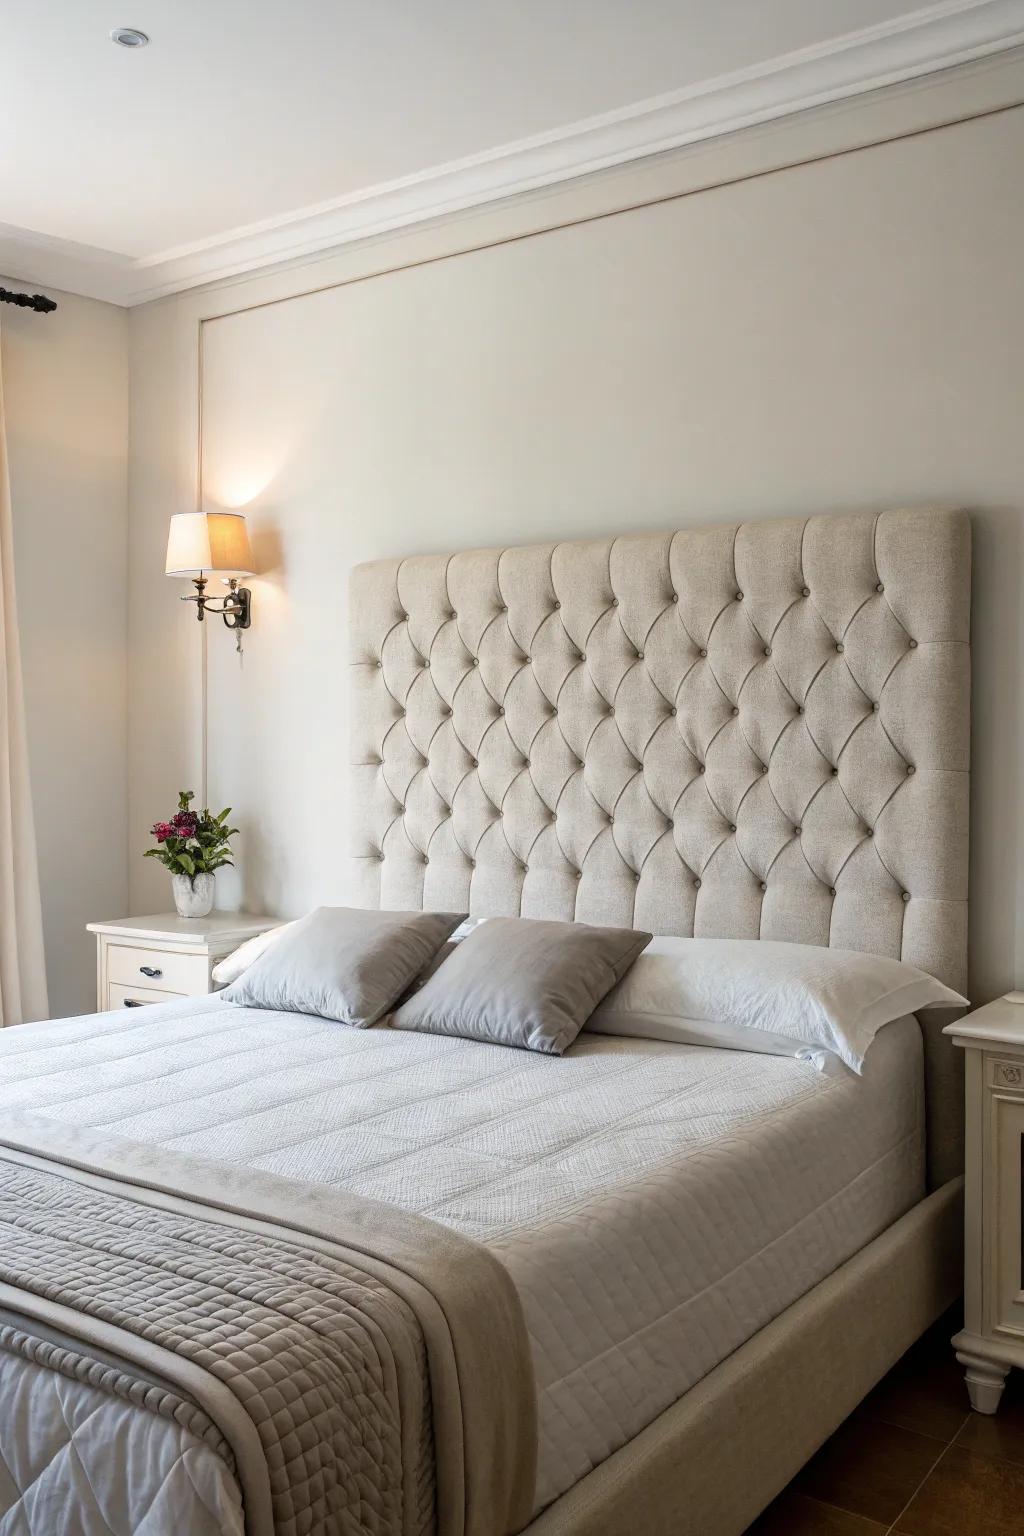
top-left (110, 27), bottom-right (149, 48)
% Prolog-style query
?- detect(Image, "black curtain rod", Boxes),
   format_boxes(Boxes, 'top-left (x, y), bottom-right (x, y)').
top-left (0, 286), bottom-right (57, 314)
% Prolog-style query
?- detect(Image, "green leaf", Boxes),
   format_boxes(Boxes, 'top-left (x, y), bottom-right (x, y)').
top-left (178, 852), bottom-right (195, 876)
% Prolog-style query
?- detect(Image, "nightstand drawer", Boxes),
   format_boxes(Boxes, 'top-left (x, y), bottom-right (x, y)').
top-left (107, 944), bottom-right (210, 995)
top-left (108, 982), bottom-right (186, 1010)
top-left (89, 913), bottom-right (277, 1017)
top-left (947, 997), bottom-right (1024, 1415)
top-left (990, 1057), bottom-right (1024, 1092)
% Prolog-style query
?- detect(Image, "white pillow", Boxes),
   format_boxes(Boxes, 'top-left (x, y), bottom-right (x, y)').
top-left (212, 922), bottom-right (295, 986)
top-left (584, 936), bottom-right (966, 1073)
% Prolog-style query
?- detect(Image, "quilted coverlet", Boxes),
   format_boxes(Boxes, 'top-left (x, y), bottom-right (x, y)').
top-left (0, 1112), bottom-right (536, 1536)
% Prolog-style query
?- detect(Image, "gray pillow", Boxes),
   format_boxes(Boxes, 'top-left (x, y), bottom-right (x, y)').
top-left (222, 906), bottom-right (466, 1026)
top-left (391, 916), bottom-right (653, 1054)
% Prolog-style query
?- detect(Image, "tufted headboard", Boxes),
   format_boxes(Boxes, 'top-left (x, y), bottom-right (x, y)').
top-left (350, 507), bottom-right (970, 1180)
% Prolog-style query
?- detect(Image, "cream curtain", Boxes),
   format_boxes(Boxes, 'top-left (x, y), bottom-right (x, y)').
top-left (0, 323), bottom-right (48, 1025)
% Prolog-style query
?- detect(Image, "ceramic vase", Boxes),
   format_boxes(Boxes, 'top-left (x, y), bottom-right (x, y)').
top-left (172, 871), bottom-right (214, 918)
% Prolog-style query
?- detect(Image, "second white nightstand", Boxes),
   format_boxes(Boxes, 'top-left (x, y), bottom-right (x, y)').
top-left (945, 995), bottom-right (1024, 1414)
top-left (87, 912), bottom-right (279, 1012)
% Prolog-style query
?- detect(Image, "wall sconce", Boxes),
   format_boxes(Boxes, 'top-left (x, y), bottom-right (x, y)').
top-left (165, 512), bottom-right (254, 649)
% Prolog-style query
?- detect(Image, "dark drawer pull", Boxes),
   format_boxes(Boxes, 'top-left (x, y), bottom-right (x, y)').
top-left (139, 965), bottom-right (163, 979)
top-left (123, 998), bottom-right (144, 1008)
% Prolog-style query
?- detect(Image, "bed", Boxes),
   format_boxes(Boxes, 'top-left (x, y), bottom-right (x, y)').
top-left (0, 505), bottom-right (970, 1535)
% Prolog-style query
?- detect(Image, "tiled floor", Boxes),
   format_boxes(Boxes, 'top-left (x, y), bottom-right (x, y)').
top-left (745, 1305), bottom-right (1024, 1535)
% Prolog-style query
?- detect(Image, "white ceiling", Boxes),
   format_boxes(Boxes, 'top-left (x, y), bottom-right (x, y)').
top-left (2, 0), bottom-right (1022, 304)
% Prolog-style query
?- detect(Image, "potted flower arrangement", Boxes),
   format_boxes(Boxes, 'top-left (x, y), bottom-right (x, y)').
top-left (146, 791), bottom-right (239, 918)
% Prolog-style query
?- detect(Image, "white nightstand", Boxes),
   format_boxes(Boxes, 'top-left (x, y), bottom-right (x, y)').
top-left (87, 912), bottom-right (279, 1012)
top-left (945, 995), bottom-right (1024, 1413)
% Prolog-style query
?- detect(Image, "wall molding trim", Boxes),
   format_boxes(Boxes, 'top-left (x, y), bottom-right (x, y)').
top-left (4, 0), bottom-right (1024, 308)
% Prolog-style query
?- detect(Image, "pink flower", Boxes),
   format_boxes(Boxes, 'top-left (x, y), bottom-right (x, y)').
top-left (171, 811), bottom-right (198, 836)
top-left (151, 821), bottom-right (175, 843)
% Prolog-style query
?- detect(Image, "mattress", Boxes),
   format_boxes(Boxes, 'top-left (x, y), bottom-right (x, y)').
top-left (0, 999), bottom-right (925, 1514)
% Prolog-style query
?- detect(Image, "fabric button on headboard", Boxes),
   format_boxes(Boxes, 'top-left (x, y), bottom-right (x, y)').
top-left (350, 507), bottom-right (969, 998)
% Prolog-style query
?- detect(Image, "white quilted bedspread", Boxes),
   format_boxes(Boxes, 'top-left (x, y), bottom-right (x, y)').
top-left (0, 1336), bottom-right (243, 1536)
top-left (0, 1002), bottom-right (924, 1513)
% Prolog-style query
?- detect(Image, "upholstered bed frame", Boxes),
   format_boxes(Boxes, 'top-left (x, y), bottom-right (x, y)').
top-left (350, 506), bottom-right (970, 1535)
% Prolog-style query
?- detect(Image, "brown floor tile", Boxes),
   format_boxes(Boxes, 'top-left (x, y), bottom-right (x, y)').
top-left (954, 1367), bottom-right (1024, 1467)
top-left (746, 1488), bottom-right (887, 1534)
top-left (736, 1304), bottom-right (1024, 1536)
top-left (895, 1445), bottom-right (1024, 1534)
top-left (856, 1341), bottom-right (969, 1442)
top-left (794, 1416), bottom-right (944, 1526)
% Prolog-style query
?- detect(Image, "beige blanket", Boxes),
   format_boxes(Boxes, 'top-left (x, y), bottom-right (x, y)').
top-left (0, 1111), bottom-right (536, 1536)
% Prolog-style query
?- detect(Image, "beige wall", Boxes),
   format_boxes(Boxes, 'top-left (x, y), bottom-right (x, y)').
top-left (2, 285), bottom-right (129, 1015)
top-left (127, 52), bottom-right (1024, 1006)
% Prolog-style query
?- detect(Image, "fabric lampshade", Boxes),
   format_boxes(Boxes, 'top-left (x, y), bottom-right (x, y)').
top-left (165, 512), bottom-right (254, 577)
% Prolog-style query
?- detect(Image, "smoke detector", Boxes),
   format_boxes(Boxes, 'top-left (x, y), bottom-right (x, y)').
top-left (110, 27), bottom-right (150, 48)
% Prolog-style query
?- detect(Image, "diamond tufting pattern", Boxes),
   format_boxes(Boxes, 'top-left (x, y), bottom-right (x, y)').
top-left (350, 508), bottom-right (969, 992)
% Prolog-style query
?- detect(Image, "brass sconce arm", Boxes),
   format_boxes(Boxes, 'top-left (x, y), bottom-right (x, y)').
top-left (181, 575), bottom-right (252, 631)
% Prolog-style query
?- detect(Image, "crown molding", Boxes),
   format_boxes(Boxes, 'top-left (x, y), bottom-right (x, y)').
top-left (3, 0), bottom-right (1023, 308)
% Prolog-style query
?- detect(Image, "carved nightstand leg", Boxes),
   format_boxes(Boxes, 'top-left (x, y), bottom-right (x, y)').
top-left (956, 1348), bottom-right (1009, 1414)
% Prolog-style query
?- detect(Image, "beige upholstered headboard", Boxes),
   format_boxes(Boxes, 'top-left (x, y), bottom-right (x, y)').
top-left (350, 507), bottom-right (970, 1182)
